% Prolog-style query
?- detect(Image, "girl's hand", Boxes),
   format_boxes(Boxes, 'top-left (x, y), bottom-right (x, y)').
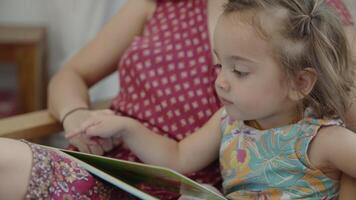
top-left (63, 109), bottom-right (118, 155)
top-left (66, 109), bottom-right (134, 142)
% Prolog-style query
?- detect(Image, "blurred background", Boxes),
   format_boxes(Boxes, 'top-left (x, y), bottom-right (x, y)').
top-left (0, 0), bottom-right (125, 118)
top-left (0, 0), bottom-right (355, 119)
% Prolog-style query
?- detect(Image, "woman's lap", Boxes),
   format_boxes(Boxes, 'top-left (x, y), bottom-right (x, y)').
top-left (22, 141), bottom-right (135, 200)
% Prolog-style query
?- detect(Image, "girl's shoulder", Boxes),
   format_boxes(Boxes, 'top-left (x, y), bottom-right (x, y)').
top-left (307, 125), bottom-right (354, 179)
top-left (311, 125), bottom-right (353, 153)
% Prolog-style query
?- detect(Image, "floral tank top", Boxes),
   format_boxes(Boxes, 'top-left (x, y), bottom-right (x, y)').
top-left (219, 109), bottom-right (343, 199)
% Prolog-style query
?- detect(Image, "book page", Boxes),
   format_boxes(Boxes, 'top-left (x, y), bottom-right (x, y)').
top-left (50, 147), bottom-right (226, 200)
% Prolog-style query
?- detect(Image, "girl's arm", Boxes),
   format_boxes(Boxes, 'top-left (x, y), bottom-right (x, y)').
top-left (309, 126), bottom-right (356, 178)
top-left (123, 109), bottom-right (222, 174)
top-left (79, 108), bottom-right (224, 174)
top-left (344, 25), bottom-right (356, 132)
top-left (339, 20), bottom-right (356, 199)
top-left (339, 174), bottom-right (356, 200)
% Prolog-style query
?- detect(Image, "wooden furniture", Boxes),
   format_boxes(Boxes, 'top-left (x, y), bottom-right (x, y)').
top-left (0, 26), bottom-right (109, 142)
top-left (0, 25), bottom-right (47, 114)
top-left (0, 99), bottom-right (111, 140)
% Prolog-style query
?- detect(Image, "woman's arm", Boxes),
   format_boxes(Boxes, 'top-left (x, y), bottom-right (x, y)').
top-left (47, 0), bottom-right (156, 154)
top-left (48, 0), bottom-right (156, 121)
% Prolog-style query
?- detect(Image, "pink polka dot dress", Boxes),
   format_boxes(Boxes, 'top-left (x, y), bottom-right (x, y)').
top-left (109, 0), bottom-right (222, 198)
top-left (111, 0), bottom-right (220, 141)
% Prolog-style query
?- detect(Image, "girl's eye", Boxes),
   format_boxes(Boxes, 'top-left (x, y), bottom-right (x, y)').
top-left (232, 69), bottom-right (249, 77)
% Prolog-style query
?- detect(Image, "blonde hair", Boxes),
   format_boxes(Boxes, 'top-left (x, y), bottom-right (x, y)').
top-left (224, 0), bottom-right (354, 119)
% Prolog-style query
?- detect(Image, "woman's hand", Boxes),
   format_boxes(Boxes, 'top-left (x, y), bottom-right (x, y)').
top-left (63, 109), bottom-right (117, 155)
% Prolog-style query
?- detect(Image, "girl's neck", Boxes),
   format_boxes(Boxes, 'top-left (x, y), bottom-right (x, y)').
top-left (246, 107), bottom-right (303, 130)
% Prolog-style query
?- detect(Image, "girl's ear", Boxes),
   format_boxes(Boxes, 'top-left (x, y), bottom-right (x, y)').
top-left (288, 68), bottom-right (317, 101)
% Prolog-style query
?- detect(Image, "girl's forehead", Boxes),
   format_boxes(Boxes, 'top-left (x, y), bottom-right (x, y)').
top-left (215, 13), bottom-right (255, 38)
top-left (214, 13), bottom-right (272, 51)
top-left (218, 6), bottom-right (288, 40)
top-left (215, 16), bottom-right (280, 66)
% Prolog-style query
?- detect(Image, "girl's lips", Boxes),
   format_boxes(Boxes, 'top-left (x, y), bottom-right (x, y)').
top-left (219, 97), bottom-right (233, 105)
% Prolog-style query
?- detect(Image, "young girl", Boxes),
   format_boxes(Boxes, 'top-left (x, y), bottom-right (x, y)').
top-left (67, 0), bottom-right (356, 198)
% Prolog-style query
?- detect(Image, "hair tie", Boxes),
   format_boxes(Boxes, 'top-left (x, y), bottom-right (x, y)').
top-left (61, 107), bottom-right (89, 124)
top-left (298, 14), bottom-right (314, 36)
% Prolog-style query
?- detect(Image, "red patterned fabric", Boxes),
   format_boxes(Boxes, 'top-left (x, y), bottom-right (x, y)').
top-left (109, 1), bottom-right (222, 198)
top-left (111, 0), bottom-right (220, 141)
top-left (23, 141), bottom-right (123, 200)
top-left (109, 0), bottom-right (221, 198)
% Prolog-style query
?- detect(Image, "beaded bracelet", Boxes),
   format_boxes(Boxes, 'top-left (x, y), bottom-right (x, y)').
top-left (60, 107), bottom-right (89, 124)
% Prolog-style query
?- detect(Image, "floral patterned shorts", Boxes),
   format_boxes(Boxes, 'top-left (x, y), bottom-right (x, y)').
top-left (22, 141), bottom-right (137, 200)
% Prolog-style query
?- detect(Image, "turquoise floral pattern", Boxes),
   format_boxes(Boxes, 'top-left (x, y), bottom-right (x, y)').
top-left (219, 109), bottom-right (342, 199)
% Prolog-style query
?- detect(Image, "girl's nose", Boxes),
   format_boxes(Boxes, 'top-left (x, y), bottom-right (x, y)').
top-left (215, 72), bottom-right (230, 91)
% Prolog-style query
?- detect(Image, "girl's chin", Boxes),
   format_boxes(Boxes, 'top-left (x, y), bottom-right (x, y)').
top-left (224, 107), bottom-right (254, 122)
top-left (224, 108), bottom-right (241, 121)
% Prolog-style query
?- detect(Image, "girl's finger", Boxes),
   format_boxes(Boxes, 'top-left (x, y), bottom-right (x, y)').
top-left (100, 138), bottom-right (114, 152)
top-left (65, 129), bottom-right (82, 139)
top-left (112, 136), bottom-right (123, 146)
top-left (80, 119), bottom-right (101, 134)
top-left (87, 143), bottom-right (104, 155)
top-left (85, 125), bottom-right (102, 137)
top-left (68, 135), bottom-right (91, 153)
top-left (87, 136), bottom-right (105, 155)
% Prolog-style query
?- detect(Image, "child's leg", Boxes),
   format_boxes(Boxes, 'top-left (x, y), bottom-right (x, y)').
top-left (0, 138), bottom-right (32, 200)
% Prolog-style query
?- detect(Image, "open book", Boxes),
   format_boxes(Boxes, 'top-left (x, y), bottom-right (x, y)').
top-left (43, 146), bottom-right (226, 200)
